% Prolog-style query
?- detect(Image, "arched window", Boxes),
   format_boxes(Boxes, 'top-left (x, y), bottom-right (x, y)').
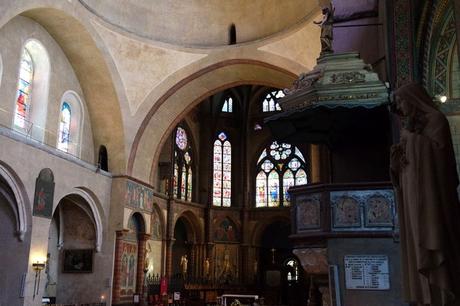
top-left (213, 132), bottom-right (231, 207)
top-left (286, 259), bottom-right (299, 281)
top-left (56, 91), bottom-right (83, 156)
top-left (255, 141), bottom-right (308, 207)
top-left (57, 102), bottom-right (71, 152)
top-left (13, 40), bottom-right (50, 141)
top-left (222, 96), bottom-right (233, 113)
top-left (173, 126), bottom-right (193, 201)
top-left (14, 48), bottom-right (34, 130)
top-left (262, 89), bottom-right (284, 112)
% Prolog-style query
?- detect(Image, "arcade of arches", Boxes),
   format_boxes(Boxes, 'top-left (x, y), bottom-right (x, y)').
top-left (1, 1), bottom-right (460, 306)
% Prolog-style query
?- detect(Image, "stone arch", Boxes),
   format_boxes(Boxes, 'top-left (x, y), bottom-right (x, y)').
top-left (128, 59), bottom-right (299, 184)
top-left (251, 215), bottom-right (291, 246)
top-left (1, 6), bottom-right (127, 172)
top-left (151, 204), bottom-right (164, 240)
top-left (127, 211), bottom-right (146, 234)
top-left (0, 161), bottom-right (29, 241)
top-left (58, 187), bottom-right (105, 252)
top-left (174, 210), bottom-right (203, 244)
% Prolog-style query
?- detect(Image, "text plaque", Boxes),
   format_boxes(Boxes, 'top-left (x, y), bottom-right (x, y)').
top-left (344, 255), bottom-right (390, 290)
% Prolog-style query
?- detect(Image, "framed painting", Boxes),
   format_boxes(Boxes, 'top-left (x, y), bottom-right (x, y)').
top-left (63, 249), bottom-right (93, 273)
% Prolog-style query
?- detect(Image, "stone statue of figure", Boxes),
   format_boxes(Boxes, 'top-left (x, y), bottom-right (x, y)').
top-left (390, 82), bottom-right (460, 305)
top-left (180, 254), bottom-right (188, 278)
top-left (253, 259), bottom-right (258, 276)
top-left (144, 243), bottom-right (151, 272)
top-left (314, 2), bottom-right (334, 55)
top-left (204, 257), bottom-right (210, 278)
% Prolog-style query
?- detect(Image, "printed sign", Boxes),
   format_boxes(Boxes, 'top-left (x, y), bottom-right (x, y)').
top-left (344, 255), bottom-right (390, 290)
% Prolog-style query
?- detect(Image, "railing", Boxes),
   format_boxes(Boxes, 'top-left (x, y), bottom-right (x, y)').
top-left (289, 181), bottom-right (396, 239)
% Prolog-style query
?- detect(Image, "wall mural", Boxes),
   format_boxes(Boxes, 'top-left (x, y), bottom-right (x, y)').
top-left (120, 242), bottom-right (137, 296)
top-left (151, 210), bottom-right (162, 240)
top-left (214, 244), bottom-right (239, 283)
top-left (125, 180), bottom-right (154, 211)
top-left (33, 168), bottom-right (55, 218)
top-left (214, 218), bottom-right (238, 242)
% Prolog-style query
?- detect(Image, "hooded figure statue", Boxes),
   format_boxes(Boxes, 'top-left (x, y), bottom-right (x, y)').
top-left (390, 82), bottom-right (460, 306)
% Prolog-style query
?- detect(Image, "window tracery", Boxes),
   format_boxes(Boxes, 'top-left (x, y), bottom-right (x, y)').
top-left (213, 132), bottom-right (231, 207)
top-left (255, 141), bottom-right (308, 207)
top-left (173, 126), bottom-right (193, 201)
top-left (262, 89), bottom-right (284, 112)
top-left (222, 96), bottom-right (233, 113)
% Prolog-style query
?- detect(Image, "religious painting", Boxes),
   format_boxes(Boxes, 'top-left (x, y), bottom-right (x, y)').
top-left (33, 168), bottom-right (55, 218)
top-left (214, 218), bottom-right (238, 242)
top-left (63, 249), bottom-right (93, 273)
top-left (365, 194), bottom-right (393, 227)
top-left (120, 242), bottom-right (137, 296)
top-left (296, 194), bottom-right (321, 231)
top-left (214, 244), bottom-right (238, 283)
top-left (125, 180), bottom-right (154, 211)
top-left (332, 195), bottom-right (361, 228)
top-left (151, 210), bottom-right (162, 241)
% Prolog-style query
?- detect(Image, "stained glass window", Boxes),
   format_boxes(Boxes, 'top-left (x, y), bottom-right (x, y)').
top-left (255, 141), bottom-right (308, 207)
top-left (262, 89), bottom-right (284, 112)
top-left (173, 126), bottom-right (193, 201)
top-left (222, 96), bottom-right (233, 113)
top-left (14, 48), bottom-right (34, 129)
top-left (213, 132), bottom-right (232, 207)
top-left (57, 102), bottom-right (71, 152)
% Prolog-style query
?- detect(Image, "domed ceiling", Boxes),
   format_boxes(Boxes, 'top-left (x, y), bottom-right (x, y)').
top-left (80, 0), bottom-right (319, 47)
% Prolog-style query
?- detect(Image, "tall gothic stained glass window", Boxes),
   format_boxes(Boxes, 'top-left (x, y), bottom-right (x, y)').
top-left (222, 96), bottom-right (233, 113)
top-left (57, 102), bottom-right (71, 152)
top-left (213, 132), bottom-right (231, 206)
top-left (255, 141), bottom-right (308, 207)
top-left (262, 89), bottom-right (284, 112)
top-left (173, 126), bottom-right (193, 201)
top-left (14, 48), bottom-right (34, 129)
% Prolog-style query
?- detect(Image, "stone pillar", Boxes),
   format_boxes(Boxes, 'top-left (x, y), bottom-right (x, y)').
top-left (455, 1), bottom-right (460, 64)
top-left (165, 238), bottom-right (175, 278)
top-left (311, 144), bottom-right (321, 183)
top-left (112, 230), bottom-right (128, 305)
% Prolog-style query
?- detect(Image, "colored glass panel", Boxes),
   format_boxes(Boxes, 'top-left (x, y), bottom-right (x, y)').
top-left (175, 127), bottom-right (188, 150)
top-left (295, 169), bottom-right (308, 185)
top-left (173, 163), bottom-right (179, 197)
top-left (181, 165), bottom-right (186, 200)
top-left (213, 136), bottom-right (232, 206)
top-left (283, 170), bottom-right (295, 206)
top-left (295, 147), bottom-right (305, 162)
top-left (268, 171), bottom-right (280, 207)
top-left (187, 168), bottom-right (192, 201)
top-left (262, 160), bottom-right (274, 172)
top-left (256, 171), bottom-right (267, 207)
top-left (288, 158), bottom-right (301, 171)
top-left (222, 97), bottom-right (233, 113)
top-left (57, 102), bottom-right (71, 152)
top-left (14, 48), bottom-right (34, 129)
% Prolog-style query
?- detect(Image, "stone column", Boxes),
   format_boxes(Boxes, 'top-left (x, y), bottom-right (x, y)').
top-left (112, 230), bottom-right (128, 305)
top-left (311, 144), bottom-right (321, 183)
top-left (165, 238), bottom-right (175, 278)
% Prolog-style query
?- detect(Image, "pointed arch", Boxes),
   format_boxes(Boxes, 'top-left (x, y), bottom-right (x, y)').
top-left (213, 132), bottom-right (232, 207)
top-left (255, 141), bottom-right (308, 207)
